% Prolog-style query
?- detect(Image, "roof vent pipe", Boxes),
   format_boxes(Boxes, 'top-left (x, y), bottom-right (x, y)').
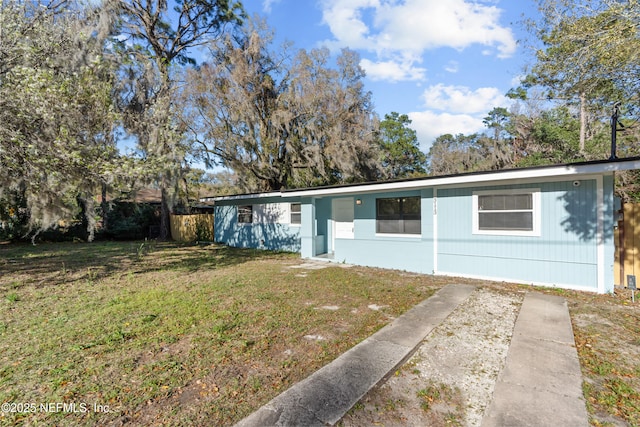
top-left (610, 101), bottom-right (622, 160)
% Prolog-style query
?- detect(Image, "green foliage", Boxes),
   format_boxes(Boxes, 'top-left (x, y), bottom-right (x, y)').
top-left (0, 190), bottom-right (29, 242)
top-left (528, 0), bottom-right (640, 113)
top-left (515, 106), bottom-right (582, 166)
top-left (378, 112), bottom-right (427, 179)
top-left (101, 202), bottom-right (161, 241)
top-left (427, 133), bottom-right (485, 175)
top-left (0, 0), bottom-right (124, 241)
top-left (195, 217), bottom-right (214, 242)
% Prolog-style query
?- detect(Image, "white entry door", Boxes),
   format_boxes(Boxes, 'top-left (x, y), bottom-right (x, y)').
top-left (331, 198), bottom-right (354, 251)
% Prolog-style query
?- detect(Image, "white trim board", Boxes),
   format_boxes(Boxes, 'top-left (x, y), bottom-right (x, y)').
top-left (210, 159), bottom-right (640, 202)
top-left (434, 270), bottom-right (602, 294)
top-left (284, 160), bottom-right (639, 198)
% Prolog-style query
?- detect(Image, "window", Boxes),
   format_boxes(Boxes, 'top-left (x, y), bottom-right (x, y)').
top-left (473, 189), bottom-right (540, 236)
top-left (290, 203), bottom-right (301, 225)
top-left (376, 197), bottom-right (421, 235)
top-left (237, 205), bottom-right (253, 224)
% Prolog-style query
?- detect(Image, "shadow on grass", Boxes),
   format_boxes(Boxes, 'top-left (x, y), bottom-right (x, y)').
top-left (0, 241), bottom-right (293, 289)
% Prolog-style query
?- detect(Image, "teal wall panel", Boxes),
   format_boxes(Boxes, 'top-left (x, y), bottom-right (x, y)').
top-left (326, 189), bottom-right (435, 273)
top-left (214, 197), bottom-right (301, 252)
top-left (334, 237), bottom-right (433, 273)
top-left (435, 179), bottom-right (609, 290)
top-left (213, 174), bottom-right (616, 293)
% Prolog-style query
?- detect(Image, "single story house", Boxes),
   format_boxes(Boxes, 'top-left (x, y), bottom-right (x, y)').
top-left (213, 157), bottom-right (640, 294)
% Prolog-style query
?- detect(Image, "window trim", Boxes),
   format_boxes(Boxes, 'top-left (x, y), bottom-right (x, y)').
top-left (237, 205), bottom-right (253, 225)
top-left (472, 188), bottom-right (541, 236)
top-left (290, 202), bottom-right (301, 226)
top-left (375, 196), bottom-right (422, 236)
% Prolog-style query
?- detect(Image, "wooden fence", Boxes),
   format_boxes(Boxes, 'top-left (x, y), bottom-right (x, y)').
top-left (614, 203), bottom-right (640, 287)
top-left (170, 214), bottom-right (214, 243)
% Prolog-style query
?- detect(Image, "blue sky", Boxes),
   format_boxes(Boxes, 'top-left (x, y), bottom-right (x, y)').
top-left (242, 0), bottom-right (541, 152)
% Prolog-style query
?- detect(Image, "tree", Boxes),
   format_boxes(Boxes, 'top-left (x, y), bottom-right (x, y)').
top-left (514, 105), bottom-right (611, 167)
top-left (114, 0), bottom-right (244, 239)
top-left (378, 112), bottom-right (427, 179)
top-left (529, 0), bottom-right (639, 103)
top-left (478, 107), bottom-right (514, 170)
top-left (427, 133), bottom-right (485, 176)
top-left (523, 0), bottom-right (640, 155)
top-left (183, 20), bottom-right (382, 192)
top-left (427, 107), bottom-right (518, 176)
top-left (0, 0), bottom-right (121, 241)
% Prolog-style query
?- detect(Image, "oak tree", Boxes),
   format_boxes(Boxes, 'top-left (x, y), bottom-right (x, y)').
top-left (114, 0), bottom-right (244, 238)
top-left (183, 20), bottom-right (382, 192)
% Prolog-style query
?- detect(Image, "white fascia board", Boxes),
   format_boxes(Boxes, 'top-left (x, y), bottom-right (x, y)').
top-left (212, 158), bottom-right (640, 201)
top-left (285, 159), bottom-right (640, 198)
top-left (212, 192), bottom-right (283, 202)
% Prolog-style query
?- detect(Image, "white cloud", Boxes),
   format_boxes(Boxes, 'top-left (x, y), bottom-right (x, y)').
top-left (320, 0), bottom-right (381, 50)
top-left (262, 0), bottom-right (281, 13)
top-left (510, 74), bottom-right (525, 87)
top-left (408, 110), bottom-right (484, 151)
top-left (319, 0), bottom-right (516, 82)
top-left (408, 83), bottom-right (514, 150)
top-left (360, 58), bottom-right (426, 82)
top-left (421, 84), bottom-right (509, 114)
top-left (374, 0), bottom-right (516, 57)
top-left (444, 61), bottom-right (459, 73)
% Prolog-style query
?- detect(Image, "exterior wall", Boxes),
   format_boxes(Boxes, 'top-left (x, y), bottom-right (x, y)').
top-left (214, 196), bottom-right (301, 252)
top-left (435, 178), bottom-right (614, 292)
top-left (318, 189), bottom-right (435, 274)
top-left (604, 174), bottom-right (615, 291)
top-left (213, 170), bottom-right (618, 293)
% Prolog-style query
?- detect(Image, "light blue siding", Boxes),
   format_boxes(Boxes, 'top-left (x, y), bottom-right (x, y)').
top-left (603, 174), bottom-right (615, 291)
top-left (436, 179), bottom-right (608, 290)
top-left (214, 196), bottom-right (301, 252)
top-left (213, 172), bottom-right (617, 293)
top-left (325, 189), bottom-right (435, 273)
top-left (300, 198), bottom-right (315, 257)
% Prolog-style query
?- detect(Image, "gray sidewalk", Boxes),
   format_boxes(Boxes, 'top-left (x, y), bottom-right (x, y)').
top-left (234, 284), bottom-right (476, 427)
top-left (482, 292), bottom-right (589, 427)
top-left (235, 287), bottom-right (589, 427)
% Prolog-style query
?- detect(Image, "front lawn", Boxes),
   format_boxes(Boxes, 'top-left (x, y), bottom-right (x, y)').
top-left (0, 241), bottom-right (460, 426)
top-left (1, 241), bottom-right (638, 426)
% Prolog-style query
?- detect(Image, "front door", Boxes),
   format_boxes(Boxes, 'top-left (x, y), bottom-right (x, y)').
top-left (331, 197), bottom-right (354, 252)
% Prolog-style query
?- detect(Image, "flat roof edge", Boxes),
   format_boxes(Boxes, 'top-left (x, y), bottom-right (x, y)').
top-left (208, 157), bottom-right (640, 201)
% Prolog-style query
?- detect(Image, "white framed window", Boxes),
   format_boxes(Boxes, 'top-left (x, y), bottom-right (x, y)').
top-left (237, 205), bottom-right (253, 224)
top-left (290, 203), bottom-right (301, 225)
top-left (472, 189), bottom-right (540, 236)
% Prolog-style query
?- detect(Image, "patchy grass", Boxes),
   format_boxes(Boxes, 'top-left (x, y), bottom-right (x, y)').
top-left (564, 289), bottom-right (640, 427)
top-left (1, 242), bottom-right (639, 426)
top-left (417, 382), bottom-right (464, 423)
top-left (0, 241), bottom-right (464, 426)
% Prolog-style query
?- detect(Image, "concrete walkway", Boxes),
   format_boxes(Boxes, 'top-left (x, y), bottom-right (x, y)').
top-left (235, 287), bottom-right (589, 427)
top-left (482, 292), bottom-right (589, 427)
top-left (235, 284), bottom-right (476, 427)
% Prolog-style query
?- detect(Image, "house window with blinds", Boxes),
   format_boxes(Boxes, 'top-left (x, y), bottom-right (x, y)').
top-left (290, 203), bottom-right (301, 225)
top-left (376, 197), bottom-right (421, 235)
top-left (473, 189), bottom-right (540, 236)
top-left (237, 205), bottom-right (253, 224)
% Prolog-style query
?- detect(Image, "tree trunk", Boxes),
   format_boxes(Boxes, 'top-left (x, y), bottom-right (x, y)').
top-left (101, 183), bottom-right (108, 233)
top-left (579, 92), bottom-right (586, 153)
top-left (160, 185), bottom-right (171, 241)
